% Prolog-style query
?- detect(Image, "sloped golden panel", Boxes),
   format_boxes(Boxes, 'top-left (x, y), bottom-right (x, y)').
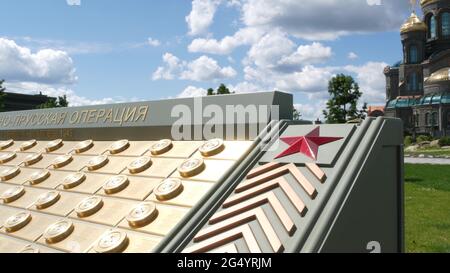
top-left (0, 139), bottom-right (253, 253)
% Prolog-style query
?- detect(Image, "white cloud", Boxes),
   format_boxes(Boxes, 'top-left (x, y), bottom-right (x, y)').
top-left (294, 101), bottom-right (327, 121)
top-left (152, 53), bottom-right (236, 82)
top-left (5, 82), bottom-right (140, 107)
top-left (277, 42), bottom-right (333, 71)
top-left (180, 56), bottom-right (236, 81)
top-left (240, 0), bottom-right (408, 40)
top-left (348, 52), bottom-right (359, 60)
top-left (177, 86), bottom-right (207, 98)
top-left (0, 38), bottom-right (77, 84)
top-left (186, 0), bottom-right (222, 36)
top-left (344, 61), bottom-right (388, 104)
top-left (147, 37), bottom-right (161, 47)
top-left (275, 65), bottom-right (335, 93)
top-left (66, 0), bottom-right (81, 6)
top-left (229, 81), bottom-right (261, 93)
top-left (188, 27), bottom-right (264, 54)
top-left (245, 29), bottom-right (295, 68)
top-left (152, 53), bottom-right (183, 80)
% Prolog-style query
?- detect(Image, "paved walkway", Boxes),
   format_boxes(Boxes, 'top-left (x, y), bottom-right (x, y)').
top-left (404, 157), bottom-right (450, 165)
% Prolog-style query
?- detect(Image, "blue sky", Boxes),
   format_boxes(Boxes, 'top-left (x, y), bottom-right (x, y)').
top-left (1, 0), bottom-right (414, 120)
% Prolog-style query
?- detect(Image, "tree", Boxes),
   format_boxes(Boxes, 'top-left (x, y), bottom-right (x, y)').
top-left (207, 84), bottom-right (234, 96)
top-left (37, 95), bottom-right (69, 109)
top-left (293, 107), bottom-right (302, 121)
top-left (216, 83), bottom-right (231, 95)
top-left (323, 74), bottom-right (366, 124)
top-left (58, 95), bottom-right (69, 107)
top-left (0, 80), bottom-right (5, 112)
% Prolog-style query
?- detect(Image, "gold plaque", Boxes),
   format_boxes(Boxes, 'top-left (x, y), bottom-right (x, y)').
top-left (0, 139), bottom-right (14, 150)
top-left (43, 220), bottom-right (74, 244)
top-left (75, 196), bottom-right (103, 217)
top-left (34, 191), bottom-right (60, 209)
top-left (94, 230), bottom-right (129, 253)
top-left (0, 166), bottom-right (21, 181)
top-left (62, 172), bottom-right (86, 189)
top-left (23, 153), bottom-right (43, 166)
top-left (0, 152), bottom-right (16, 164)
top-left (4, 211), bottom-right (32, 232)
top-left (103, 175), bottom-right (129, 194)
top-left (108, 140), bottom-right (130, 154)
top-left (52, 154), bottom-right (73, 169)
top-left (0, 186), bottom-right (25, 203)
top-left (74, 140), bottom-right (93, 153)
top-left (177, 158), bottom-right (205, 177)
top-left (28, 169), bottom-right (50, 185)
top-left (150, 139), bottom-right (173, 155)
top-left (199, 138), bottom-right (225, 156)
top-left (127, 156), bottom-right (152, 174)
top-left (45, 139), bottom-right (63, 152)
top-left (20, 140), bottom-right (37, 151)
top-left (126, 202), bottom-right (158, 227)
top-left (20, 245), bottom-right (40, 253)
top-left (86, 155), bottom-right (109, 171)
top-left (154, 178), bottom-right (183, 201)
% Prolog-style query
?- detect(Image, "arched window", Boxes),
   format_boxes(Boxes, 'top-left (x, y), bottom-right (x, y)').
top-left (425, 113), bottom-right (430, 125)
top-left (430, 15), bottom-right (437, 38)
top-left (432, 112), bottom-right (439, 126)
top-left (442, 12), bottom-right (450, 37)
top-left (409, 45), bottom-right (418, 63)
top-left (409, 73), bottom-right (418, 91)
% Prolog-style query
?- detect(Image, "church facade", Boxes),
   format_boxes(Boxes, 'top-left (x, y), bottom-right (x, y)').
top-left (384, 0), bottom-right (450, 137)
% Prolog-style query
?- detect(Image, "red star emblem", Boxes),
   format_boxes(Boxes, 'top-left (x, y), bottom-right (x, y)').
top-left (275, 127), bottom-right (343, 160)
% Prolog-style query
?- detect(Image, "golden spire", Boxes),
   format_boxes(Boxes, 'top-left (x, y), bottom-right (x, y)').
top-left (400, 3), bottom-right (427, 34)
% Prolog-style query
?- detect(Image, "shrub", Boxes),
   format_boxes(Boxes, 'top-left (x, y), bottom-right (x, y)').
top-left (439, 137), bottom-right (450, 147)
top-left (416, 135), bottom-right (433, 143)
top-left (404, 136), bottom-right (413, 147)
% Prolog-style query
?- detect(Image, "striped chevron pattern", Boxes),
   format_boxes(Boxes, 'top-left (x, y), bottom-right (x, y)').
top-left (184, 162), bottom-right (327, 253)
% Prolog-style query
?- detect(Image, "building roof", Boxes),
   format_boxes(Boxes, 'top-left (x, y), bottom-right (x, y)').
top-left (400, 12), bottom-right (427, 34)
top-left (387, 93), bottom-right (450, 109)
top-left (424, 67), bottom-right (450, 84)
top-left (420, 0), bottom-right (439, 7)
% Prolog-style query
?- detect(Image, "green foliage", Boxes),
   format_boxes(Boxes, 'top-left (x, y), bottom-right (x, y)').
top-left (57, 95), bottom-right (69, 107)
top-left (206, 84), bottom-right (234, 96)
top-left (37, 95), bottom-right (69, 109)
top-left (323, 74), bottom-right (367, 124)
top-left (0, 79), bottom-right (6, 112)
top-left (404, 136), bottom-right (413, 147)
top-left (216, 83), bottom-right (231, 95)
top-left (416, 135), bottom-right (433, 143)
top-left (439, 137), bottom-right (450, 147)
top-left (292, 107), bottom-right (301, 121)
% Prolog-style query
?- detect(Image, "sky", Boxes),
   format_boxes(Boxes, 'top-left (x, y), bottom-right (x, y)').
top-left (0, 0), bottom-right (414, 120)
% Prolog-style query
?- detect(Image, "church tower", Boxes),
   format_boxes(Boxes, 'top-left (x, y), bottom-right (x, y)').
top-left (400, 12), bottom-right (427, 97)
top-left (384, 0), bottom-right (450, 137)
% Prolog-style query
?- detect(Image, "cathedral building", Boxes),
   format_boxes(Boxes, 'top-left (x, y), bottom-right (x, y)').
top-left (384, 0), bottom-right (450, 137)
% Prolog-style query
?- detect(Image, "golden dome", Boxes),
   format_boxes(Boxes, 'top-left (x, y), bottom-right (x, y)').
top-left (400, 13), bottom-right (427, 33)
top-left (425, 67), bottom-right (450, 84)
top-left (420, 0), bottom-right (438, 7)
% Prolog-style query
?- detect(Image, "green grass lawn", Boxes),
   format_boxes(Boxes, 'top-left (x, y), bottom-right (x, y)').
top-left (405, 164), bottom-right (450, 253)
top-left (405, 148), bottom-right (450, 157)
